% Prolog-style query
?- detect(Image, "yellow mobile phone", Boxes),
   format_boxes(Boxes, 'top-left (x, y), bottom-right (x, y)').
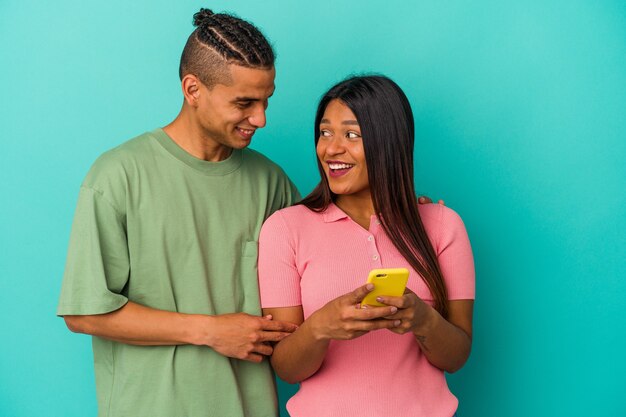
top-left (360, 268), bottom-right (409, 307)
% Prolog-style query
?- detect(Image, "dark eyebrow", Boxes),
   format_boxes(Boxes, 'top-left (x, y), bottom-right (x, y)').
top-left (319, 118), bottom-right (359, 126)
top-left (233, 97), bottom-right (257, 102)
top-left (233, 92), bottom-right (274, 103)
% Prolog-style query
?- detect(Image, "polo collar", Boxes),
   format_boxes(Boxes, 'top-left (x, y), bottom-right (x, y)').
top-left (322, 203), bottom-right (350, 223)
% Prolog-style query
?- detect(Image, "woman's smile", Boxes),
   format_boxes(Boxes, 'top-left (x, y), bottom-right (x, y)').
top-left (326, 160), bottom-right (355, 177)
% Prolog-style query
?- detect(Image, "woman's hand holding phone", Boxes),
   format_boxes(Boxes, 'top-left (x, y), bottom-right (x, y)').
top-left (374, 288), bottom-right (435, 336)
top-left (307, 284), bottom-right (400, 341)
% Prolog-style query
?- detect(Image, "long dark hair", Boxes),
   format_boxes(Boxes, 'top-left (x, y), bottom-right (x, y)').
top-left (299, 75), bottom-right (449, 318)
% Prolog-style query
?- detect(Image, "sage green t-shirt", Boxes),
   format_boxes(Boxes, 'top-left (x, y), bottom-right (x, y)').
top-left (57, 129), bottom-right (300, 417)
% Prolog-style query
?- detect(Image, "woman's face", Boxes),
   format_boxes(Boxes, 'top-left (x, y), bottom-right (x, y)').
top-left (316, 99), bottom-right (370, 198)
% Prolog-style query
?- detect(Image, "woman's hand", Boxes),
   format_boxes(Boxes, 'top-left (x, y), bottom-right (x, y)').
top-left (375, 288), bottom-right (435, 336)
top-left (308, 284), bottom-right (400, 341)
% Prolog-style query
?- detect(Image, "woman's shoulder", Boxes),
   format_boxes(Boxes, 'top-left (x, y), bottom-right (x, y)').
top-left (418, 202), bottom-right (463, 222)
top-left (418, 203), bottom-right (468, 241)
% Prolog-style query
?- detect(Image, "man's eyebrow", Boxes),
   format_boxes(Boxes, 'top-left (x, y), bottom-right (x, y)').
top-left (319, 118), bottom-right (359, 126)
top-left (233, 96), bottom-right (257, 102)
top-left (233, 93), bottom-right (274, 102)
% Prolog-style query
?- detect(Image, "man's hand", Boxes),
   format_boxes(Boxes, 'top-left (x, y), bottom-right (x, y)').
top-left (418, 196), bottom-right (445, 205)
top-left (202, 313), bottom-right (298, 363)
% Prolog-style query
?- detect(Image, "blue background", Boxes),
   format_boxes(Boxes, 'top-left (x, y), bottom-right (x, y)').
top-left (1, 1), bottom-right (625, 416)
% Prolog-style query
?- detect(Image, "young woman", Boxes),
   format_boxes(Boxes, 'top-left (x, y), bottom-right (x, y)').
top-left (258, 75), bottom-right (474, 417)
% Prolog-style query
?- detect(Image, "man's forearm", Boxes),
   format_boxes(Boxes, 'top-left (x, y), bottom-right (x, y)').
top-left (63, 301), bottom-right (205, 346)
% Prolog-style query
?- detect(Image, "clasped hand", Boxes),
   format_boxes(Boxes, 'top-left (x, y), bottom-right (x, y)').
top-left (308, 284), bottom-right (401, 341)
top-left (205, 313), bottom-right (297, 363)
top-left (375, 288), bottom-right (433, 335)
top-left (309, 285), bottom-right (434, 341)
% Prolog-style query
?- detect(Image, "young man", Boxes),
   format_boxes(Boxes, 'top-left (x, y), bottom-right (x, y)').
top-left (57, 9), bottom-right (298, 417)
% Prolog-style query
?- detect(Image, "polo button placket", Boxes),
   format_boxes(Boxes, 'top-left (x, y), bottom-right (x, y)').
top-left (368, 219), bottom-right (382, 267)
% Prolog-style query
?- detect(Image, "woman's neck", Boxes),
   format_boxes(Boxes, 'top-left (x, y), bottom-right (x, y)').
top-left (335, 193), bottom-right (375, 230)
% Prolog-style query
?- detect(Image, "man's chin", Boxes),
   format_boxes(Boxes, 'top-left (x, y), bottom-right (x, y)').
top-left (230, 137), bottom-right (253, 149)
top-left (230, 142), bottom-right (251, 150)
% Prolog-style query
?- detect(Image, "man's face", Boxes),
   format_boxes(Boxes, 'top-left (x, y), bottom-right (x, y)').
top-left (196, 65), bottom-right (275, 150)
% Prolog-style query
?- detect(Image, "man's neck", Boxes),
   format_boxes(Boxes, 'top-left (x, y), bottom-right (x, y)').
top-left (163, 113), bottom-right (233, 162)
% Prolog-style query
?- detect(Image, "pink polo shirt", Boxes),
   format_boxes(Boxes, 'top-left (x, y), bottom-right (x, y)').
top-left (258, 203), bottom-right (475, 417)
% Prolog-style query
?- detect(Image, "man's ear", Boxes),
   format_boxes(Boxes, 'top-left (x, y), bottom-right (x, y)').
top-left (181, 74), bottom-right (201, 106)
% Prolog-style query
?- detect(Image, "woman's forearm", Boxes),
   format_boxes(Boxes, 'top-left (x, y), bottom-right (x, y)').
top-left (413, 306), bottom-right (472, 373)
top-left (271, 318), bottom-right (330, 383)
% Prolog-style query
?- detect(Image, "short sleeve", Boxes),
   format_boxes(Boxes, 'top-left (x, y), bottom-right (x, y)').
top-left (436, 206), bottom-right (475, 300)
top-left (57, 186), bottom-right (130, 315)
top-left (258, 210), bottom-right (302, 308)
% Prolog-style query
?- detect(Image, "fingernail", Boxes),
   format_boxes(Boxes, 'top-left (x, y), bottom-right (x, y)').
top-left (376, 296), bottom-right (383, 302)
top-left (366, 284), bottom-right (374, 291)
top-left (394, 320), bottom-right (401, 326)
top-left (390, 307), bottom-right (397, 313)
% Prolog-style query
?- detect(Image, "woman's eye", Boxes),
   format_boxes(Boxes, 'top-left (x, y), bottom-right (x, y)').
top-left (320, 129), bottom-right (332, 137)
top-left (347, 131), bottom-right (361, 139)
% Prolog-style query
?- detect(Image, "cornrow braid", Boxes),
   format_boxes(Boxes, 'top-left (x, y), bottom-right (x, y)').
top-left (228, 18), bottom-right (269, 66)
top-left (200, 25), bottom-right (246, 62)
top-left (179, 8), bottom-right (274, 88)
top-left (221, 20), bottom-right (261, 66)
top-left (205, 18), bottom-right (251, 63)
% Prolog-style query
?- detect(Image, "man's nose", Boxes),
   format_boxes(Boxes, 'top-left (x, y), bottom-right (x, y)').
top-left (248, 105), bottom-right (267, 128)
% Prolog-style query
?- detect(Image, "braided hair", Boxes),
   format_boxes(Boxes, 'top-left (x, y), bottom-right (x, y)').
top-left (179, 8), bottom-right (275, 88)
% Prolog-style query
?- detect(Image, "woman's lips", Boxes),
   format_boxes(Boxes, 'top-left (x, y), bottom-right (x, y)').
top-left (327, 161), bottom-right (354, 178)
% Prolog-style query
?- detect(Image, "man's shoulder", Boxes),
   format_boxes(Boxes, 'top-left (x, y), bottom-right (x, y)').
top-left (241, 148), bottom-right (297, 187)
top-left (94, 131), bottom-right (156, 165)
top-left (241, 148), bottom-right (287, 175)
top-left (83, 130), bottom-right (157, 188)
